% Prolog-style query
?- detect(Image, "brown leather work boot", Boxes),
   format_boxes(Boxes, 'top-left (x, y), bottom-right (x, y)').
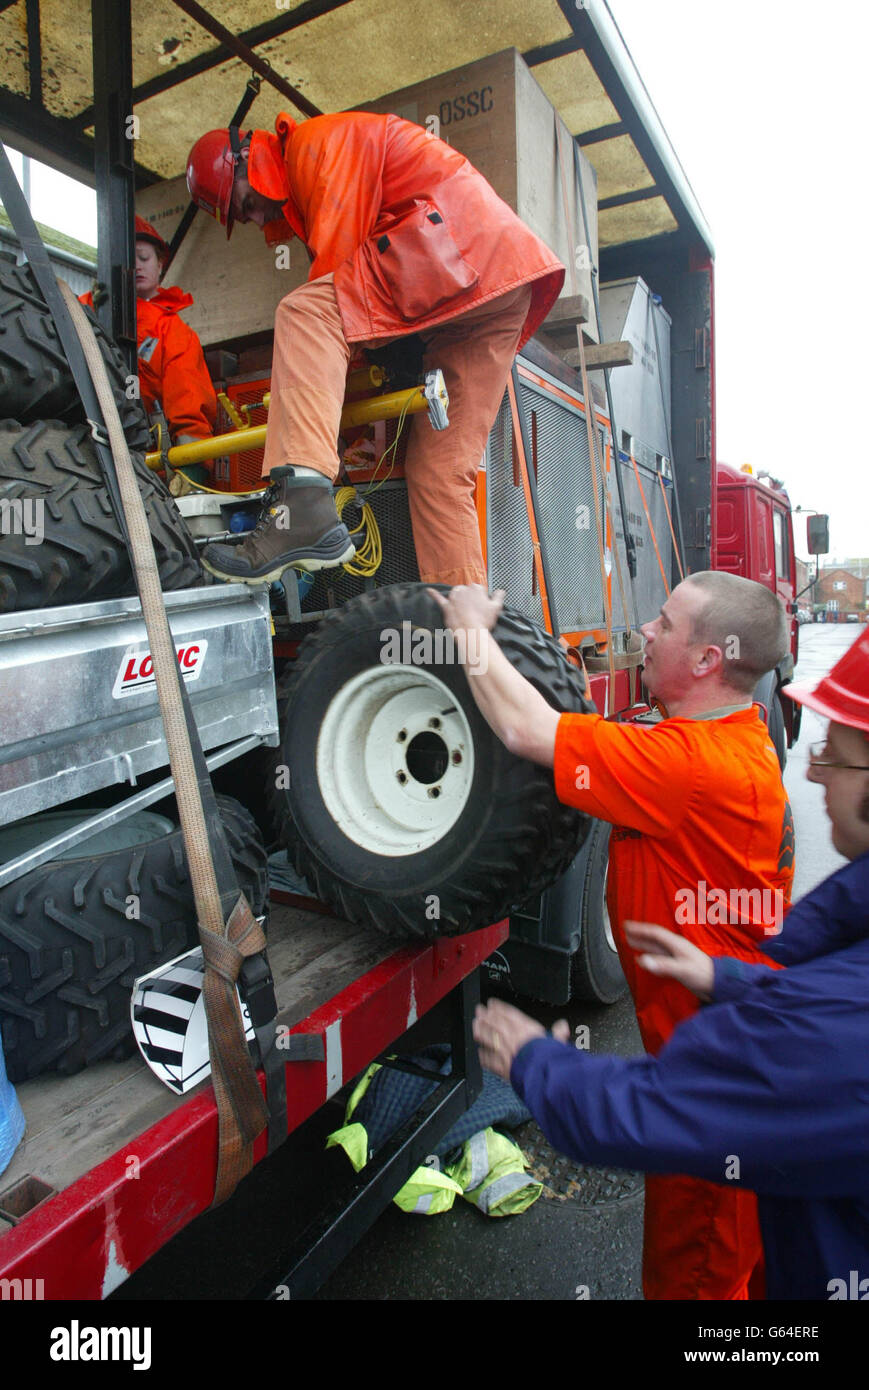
top-left (202, 467), bottom-right (355, 585)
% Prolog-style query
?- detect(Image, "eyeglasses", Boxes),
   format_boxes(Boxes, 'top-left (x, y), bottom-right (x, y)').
top-left (808, 741), bottom-right (869, 771)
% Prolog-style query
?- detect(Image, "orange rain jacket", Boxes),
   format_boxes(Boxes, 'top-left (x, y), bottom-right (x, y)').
top-left (247, 111), bottom-right (565, 345)
top-left (80, 288), bottom-right (217, 443)
top-left (553, 706), bottom-right (795, 1300)
top-left (134, 288), bottom-right (217, 442)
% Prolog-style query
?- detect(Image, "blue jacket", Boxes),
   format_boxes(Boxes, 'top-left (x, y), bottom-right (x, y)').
top-left (511, 851), bottom-right (869, 1300)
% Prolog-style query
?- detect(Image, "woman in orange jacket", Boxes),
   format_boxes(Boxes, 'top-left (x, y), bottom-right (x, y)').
top-left (131, 216), bottom-right (217, 449)
top-left (82, 216), bottom-right (217, 455)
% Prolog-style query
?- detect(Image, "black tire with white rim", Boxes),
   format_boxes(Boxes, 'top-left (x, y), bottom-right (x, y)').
top-left (0, 795), bottom-right (268, 1082)
top-left (265, 583), bottom-right (594, 940)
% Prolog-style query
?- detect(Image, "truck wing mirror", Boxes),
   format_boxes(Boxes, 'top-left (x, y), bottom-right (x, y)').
top-left (806, 515), bottom-right (829, 554)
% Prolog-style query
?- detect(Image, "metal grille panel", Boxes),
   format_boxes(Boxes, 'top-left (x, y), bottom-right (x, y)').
top-left (523, 381), bottom-right (608, 633)
top-left (611, 460), bottom-right (673, 628)
top-left (486, 394), bottom-right (545, 628)
top-left (488, 378), bottom-right (610, 633)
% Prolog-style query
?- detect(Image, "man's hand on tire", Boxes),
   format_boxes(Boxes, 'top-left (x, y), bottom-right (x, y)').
top-left (428, 583), bottom-right (505, 634)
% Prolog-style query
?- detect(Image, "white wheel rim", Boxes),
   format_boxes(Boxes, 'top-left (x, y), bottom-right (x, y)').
top-left (602, 859), bottom-right (617, 953)
top-left (317, 666), bottom-right (475, 857)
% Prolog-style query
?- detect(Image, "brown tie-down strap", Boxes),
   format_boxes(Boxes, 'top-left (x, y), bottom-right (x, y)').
top-left (201, 896), bottom-right (269, 1206)
top-left (59, 282), bottom-right (276, 1206)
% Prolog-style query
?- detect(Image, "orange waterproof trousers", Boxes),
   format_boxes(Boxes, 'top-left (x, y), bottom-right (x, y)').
top-left (262, 273), bottom-right (532, 586)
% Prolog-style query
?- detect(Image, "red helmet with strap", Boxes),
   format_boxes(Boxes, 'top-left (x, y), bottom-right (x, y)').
top-left (186, 127), bottom-right (246, 239)
top-left (134, 215), bottom-right (170, 263)
top-left (784, 627), bottom-right (869, 732)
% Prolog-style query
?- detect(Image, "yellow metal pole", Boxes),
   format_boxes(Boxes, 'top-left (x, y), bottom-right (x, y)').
top-left (145, 384), bottom-right (429, 472)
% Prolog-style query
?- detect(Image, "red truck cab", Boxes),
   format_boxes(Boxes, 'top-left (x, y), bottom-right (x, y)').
top-left (713, 461), bottom-right (799, 745)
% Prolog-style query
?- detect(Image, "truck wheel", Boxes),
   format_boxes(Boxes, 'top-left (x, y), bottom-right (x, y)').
top-left (0, 420), bottom-right (203, 613)
top-left (265, 583), bottom-right (594, 940)
top-left (569, 822), bottom-right (627, 1004)
top-left (768, 693), bottom-right (787, 772)
top-left (0, 795), bottom-right (268, 1082)
top-left (0, 263), bottom-right (151, 454)
top-left (753, 673), bottom-right (786, 772)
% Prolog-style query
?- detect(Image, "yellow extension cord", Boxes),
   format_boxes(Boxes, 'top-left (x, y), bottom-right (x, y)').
top-left (161, 387), bottom-right (414, 580)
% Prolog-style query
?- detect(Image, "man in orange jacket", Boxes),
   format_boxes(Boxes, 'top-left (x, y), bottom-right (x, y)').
top-left (429, 569), bottom-right (795, 1300)
top-left (185, 113), bottom-right (564, 586)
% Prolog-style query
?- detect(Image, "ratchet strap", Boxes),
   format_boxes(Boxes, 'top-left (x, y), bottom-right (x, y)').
top-left (0, 140), bottom-right (287, 1202)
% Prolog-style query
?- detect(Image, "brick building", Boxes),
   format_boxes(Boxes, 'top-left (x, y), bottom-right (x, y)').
top-left (815, 566), bottom-right (868, 619)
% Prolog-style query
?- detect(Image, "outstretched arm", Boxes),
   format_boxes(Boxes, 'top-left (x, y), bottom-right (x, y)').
top-left (428, 585), bottom-right (560, 766)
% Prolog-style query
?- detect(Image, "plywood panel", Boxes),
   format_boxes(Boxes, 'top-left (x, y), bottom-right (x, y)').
top-left (598, 196), bottom-right (678, 248)
top-left (589, 133), bottom-right (654, 202)
top-left (122, 0), bottom-right (574, 179)
top-left (515, 54), bottom-right (597, 331)
top-left (532, 49), bottom-right (620, 135)
top-left (0, 1), bottom-right (31, 101)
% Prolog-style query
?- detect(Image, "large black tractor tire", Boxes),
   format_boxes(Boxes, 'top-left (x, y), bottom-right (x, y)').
top-left (265, 583), bottom-right (595, 941)
top-left (0, 262), bottom-right (151, 454)
top-left (0, 420), bottom-right (204, 612)
top-left (0, 796), bottom-right (269, 1083)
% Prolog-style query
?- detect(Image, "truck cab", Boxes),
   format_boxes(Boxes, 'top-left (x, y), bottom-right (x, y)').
top-left (714, 461), bottom-right (800, 747)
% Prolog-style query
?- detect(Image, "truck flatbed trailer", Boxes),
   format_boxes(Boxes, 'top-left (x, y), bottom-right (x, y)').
top-left (0, 903), bottom-right (505, 1300)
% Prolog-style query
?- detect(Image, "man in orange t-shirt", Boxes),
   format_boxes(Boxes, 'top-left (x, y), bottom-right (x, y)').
top-left (430, 570), bottom-right (795, 1300)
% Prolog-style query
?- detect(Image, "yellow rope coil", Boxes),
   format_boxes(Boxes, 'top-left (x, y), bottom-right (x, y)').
top-left (335, 487), bottom-right (382, 577)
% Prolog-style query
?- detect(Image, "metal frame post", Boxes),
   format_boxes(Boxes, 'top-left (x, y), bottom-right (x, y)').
top-left (91, 0), bottom-right (136, 369)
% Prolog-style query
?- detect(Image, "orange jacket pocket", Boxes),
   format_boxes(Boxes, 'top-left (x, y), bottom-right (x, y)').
top-left (372, 201), bottom-right (479, 321)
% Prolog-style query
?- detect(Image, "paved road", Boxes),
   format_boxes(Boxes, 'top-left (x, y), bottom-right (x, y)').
top-left (114, 623), bottom-right (858, 1302)
top-left (784, 624), bottom-right (852, 898)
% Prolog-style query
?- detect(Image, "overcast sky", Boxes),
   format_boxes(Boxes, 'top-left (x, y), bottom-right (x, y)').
top-left (4, 1), bottom-right (866, 562)
top-left (607, 0), bottom-right (868, 563)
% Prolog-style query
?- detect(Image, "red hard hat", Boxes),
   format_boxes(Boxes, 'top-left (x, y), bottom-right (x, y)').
top-left (134, 214), bottom-right (170, 263)
top-left (784, 627), bottom-right (869, 732)
top-left (186, 128), bottom-right (246, 239)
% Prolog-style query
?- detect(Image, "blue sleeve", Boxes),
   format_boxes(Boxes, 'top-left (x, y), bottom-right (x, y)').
top-left (511, 969), bottom-right (869, 1200)
top-left (764, 852), bottom-right (869, 965)
top-left (712, 955), bottom-right (776, 1002)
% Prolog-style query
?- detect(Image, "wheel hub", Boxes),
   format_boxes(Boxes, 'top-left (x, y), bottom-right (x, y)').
top-left (317, 667), bottom-right (474, 856)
